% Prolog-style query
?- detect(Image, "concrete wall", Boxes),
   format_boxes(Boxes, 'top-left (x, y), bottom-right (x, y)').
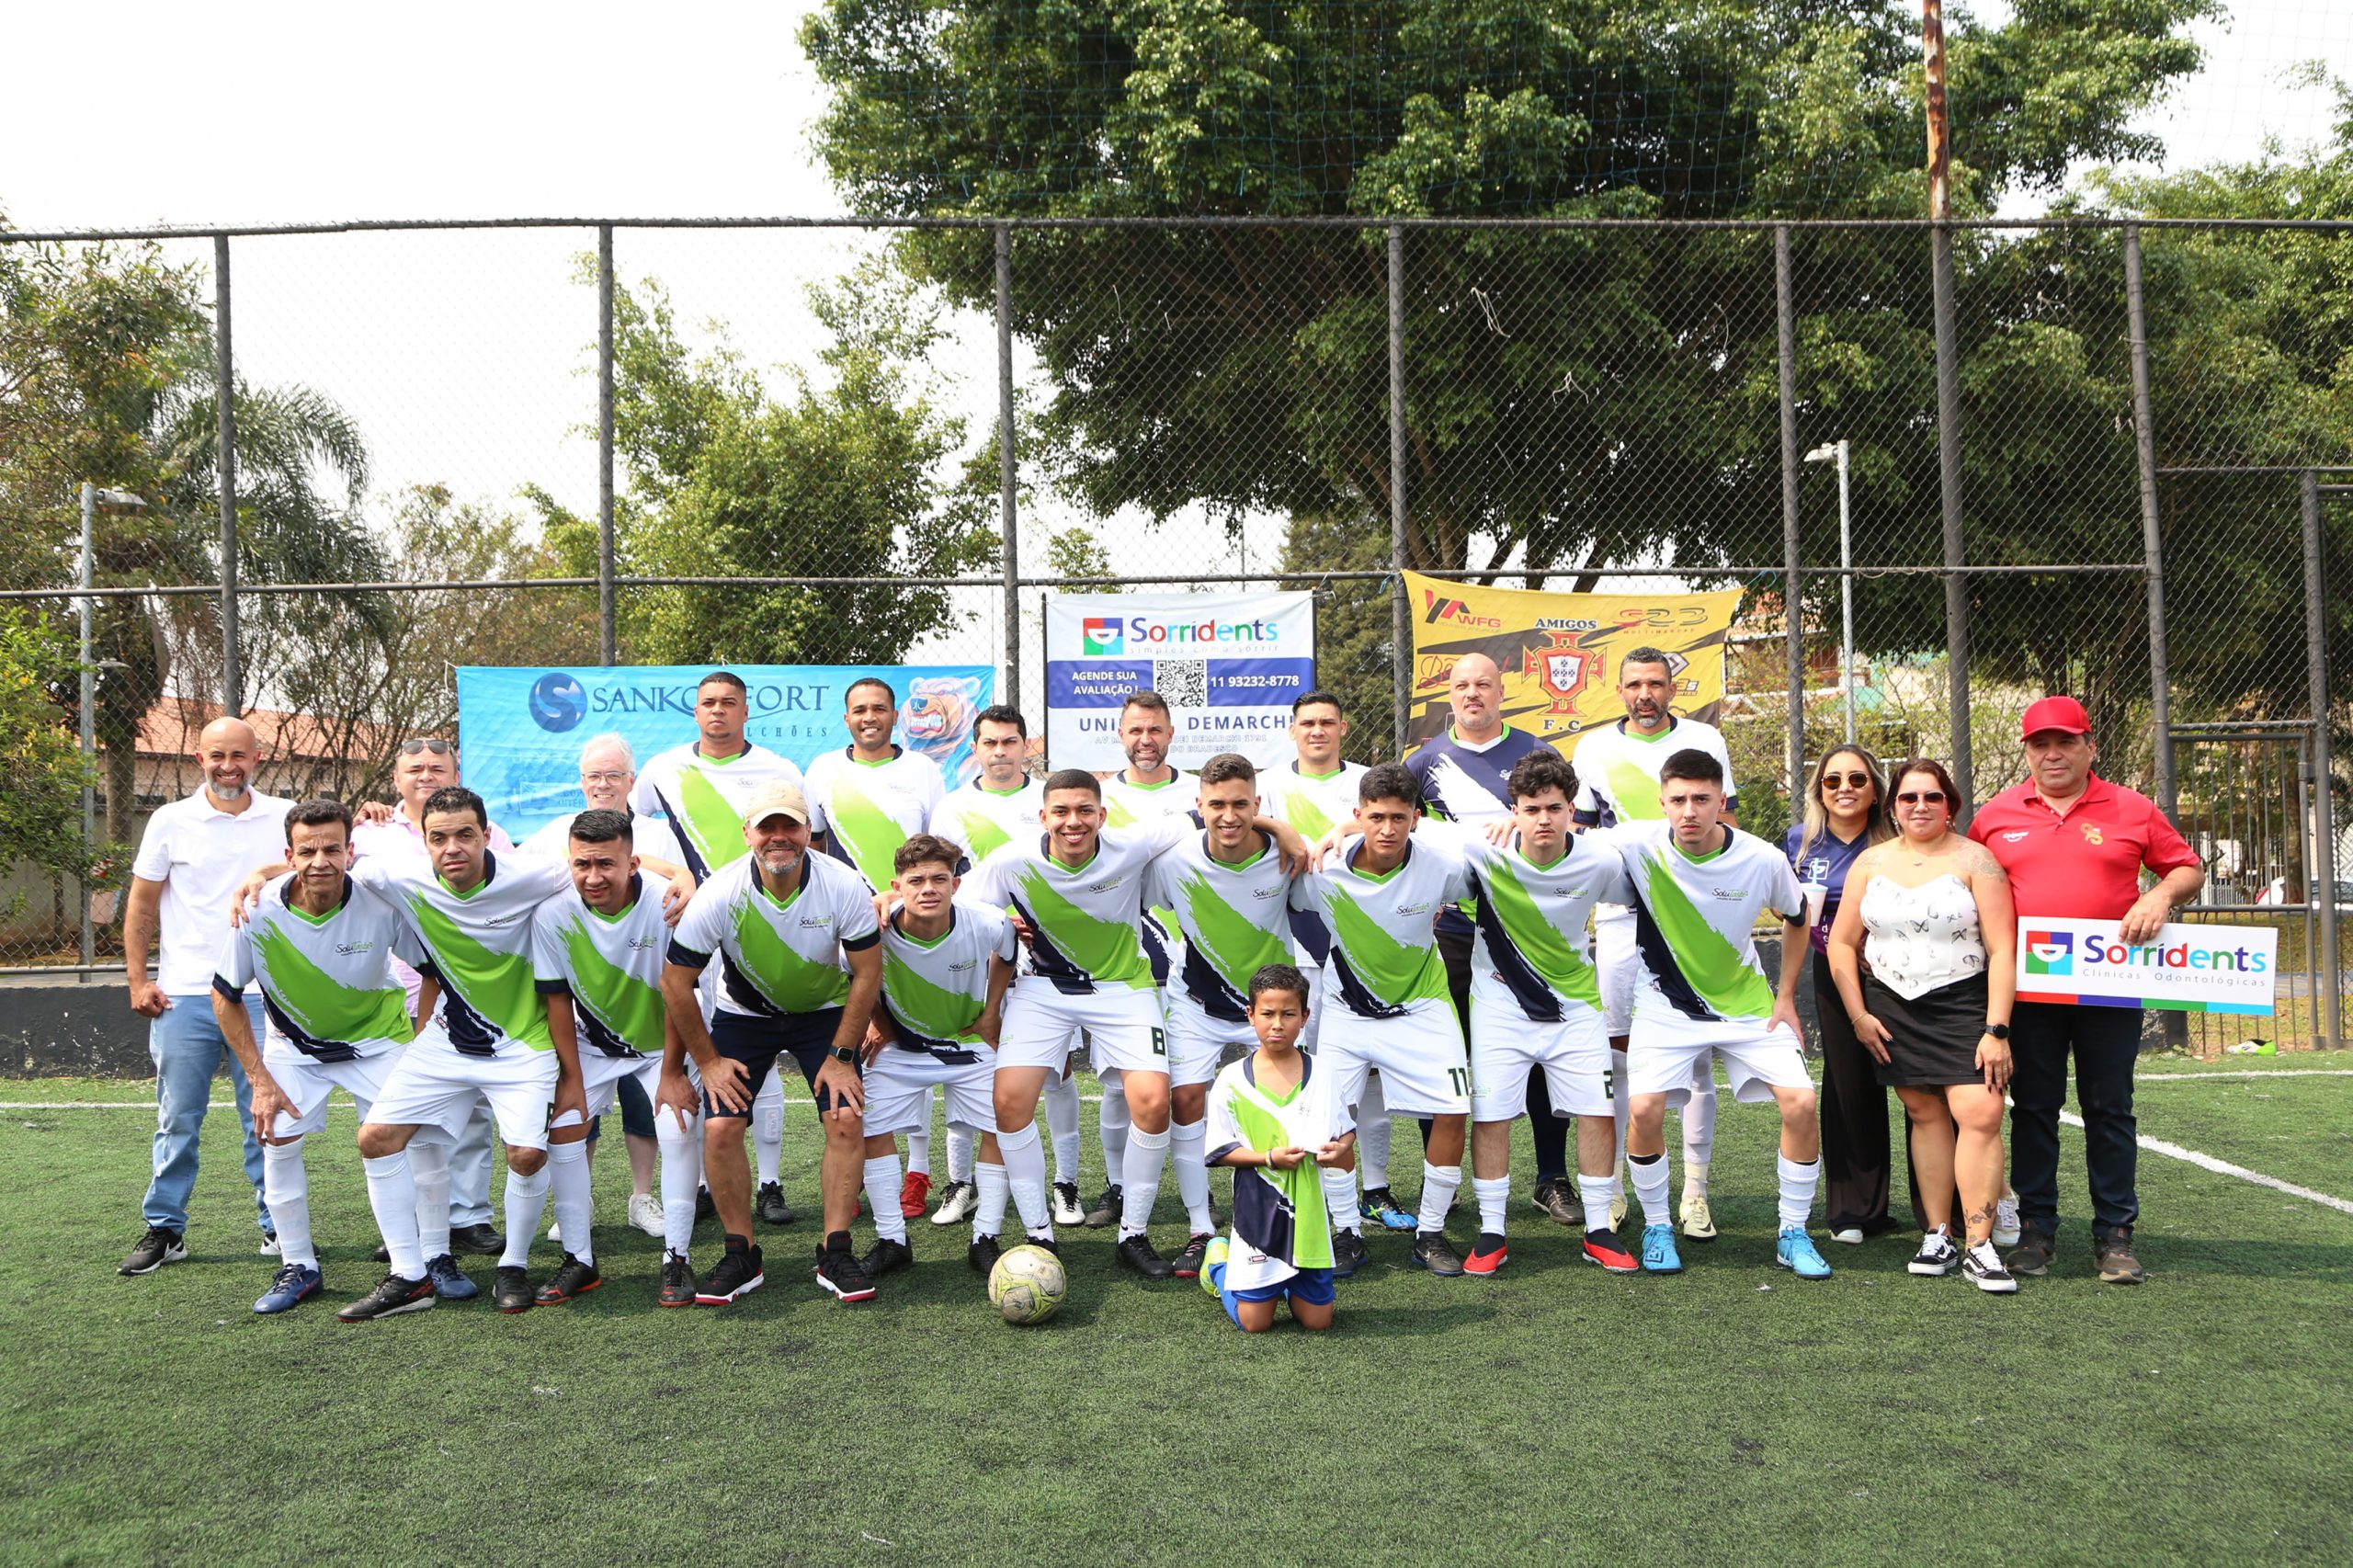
top-left (4, 983), bottom-right (156, 1077)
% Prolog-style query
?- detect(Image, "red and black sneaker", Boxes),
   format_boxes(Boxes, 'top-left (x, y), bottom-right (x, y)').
top-left (1582, 1226), bottom-right (1640, 1274)
top-left (1172, 1232), bottom-right (1214, 1278)
top-left (1463, 1232), bottom-right (1510, 1276)
top-left (533, 1253), bottom-right (602, 1305)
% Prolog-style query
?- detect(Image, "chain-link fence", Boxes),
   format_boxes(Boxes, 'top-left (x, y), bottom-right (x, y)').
top-left (2, 215), bottom-right (2347, 1048)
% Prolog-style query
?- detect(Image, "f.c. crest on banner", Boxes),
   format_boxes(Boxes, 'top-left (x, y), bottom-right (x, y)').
top-left (1525, 632), bottom-right (1594, 712)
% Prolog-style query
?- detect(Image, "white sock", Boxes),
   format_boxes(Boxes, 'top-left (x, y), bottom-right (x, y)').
top-left (1631, 1152), bottom-right (1672, 1228)
top-left (500, 1163), bottom-right (551, 1268)
top-left (1578, 1173), bottom-right (1623, 1232)
top-left (1474, 1175), bottom-right (1509, 1238)
top-left (1000, 1119), bottom-right (1051, 1238)
top-left (947, 1122), bottom-right (976, 1184)
top-left (362, 1150), bottom-right (426, 1279)
top-left (408, 1139), bottom-right (452, 1261)
top-left (1358, 1074), bottom-right (1392, 1188)
top-left (754, 1070), bottom-right (784, 1186)
top-left (262, 1139), bottom-right (314, 1269)
top-left (1324, 1166), bottom-right (1361, 1233)
top-left (1098, 1074), bottom-right (1131, 1179)
top-left (974, 1160), bottom-right (1009, 1240)
top-left (907, 1119), bottom-right (932, 1178)
top-left (865, 1153), bottom-right (907, 1245)
top-left (1778, 1154), bottom-right (1819, 1233)
top-left (1611, 1050), bottom-right (1631, 1175)
top-left (1120, 1123), bottom-right (1172, 1239)
top-left (1043, 1074), bottom-right (1081, 1183)
top-left (657, 1106), bottom-right (702, 1256)
top-left (1171, 1118), bottom-right (1212, 1234)
top-left (549, 1140), bottom-right (594, 1266)
top-left (1683, 1064), bottom-right (1718, 1173)
top-left (1683, 1158), bottom-right (1711, 1200)
top-left (1415, 1159), bottom-right (1461, 1235)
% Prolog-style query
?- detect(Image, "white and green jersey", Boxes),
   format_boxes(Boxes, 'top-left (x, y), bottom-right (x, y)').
top-left (1146, 830), bottom-right (1294, 1024)
top-left (667, 851), bottom-right (880, 1019)
top-left (1265, 760), bottom-right (1367, 844)
top-left (878, 903), bottom-right (1017, 1056)
top-left (519, 810), bottom-right (685, 878)
top-left (214, 874), bottom-right (420, 1063)
top-left (928, 777), bottom-right (1043, 867)
top-left (968, 816), bottom-right (1191, 995)
top-left (1613, 821), bottom-right (1803, 1024)
top-left (1099, 768), bottom-right (1199, 830)
top-left (631, 742), bottom-right (813, 884)
top-left (1205, 1053), bottom-right (1347, 1290)
top-left (1288, 835), bottom-right (1467, 1021)
top-left (1437, 826), bottom-right (1630, 1024)
top-left (1570, 715), bottom-right (1738, 832)
top-left (530, 871), bottom-right (674, 1060)
top-left (353, 851), bottom-right (569, 1056)
top-left (802, 744), bottom-right (947, 892)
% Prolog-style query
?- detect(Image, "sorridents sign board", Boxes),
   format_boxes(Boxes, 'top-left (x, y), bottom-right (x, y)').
top-left (2015, 918), bottom-right (2279, 1016)
top-left (1045, 592), bottom-right (1315, 771)
top-left (458, 665), bottom-right (994, 840)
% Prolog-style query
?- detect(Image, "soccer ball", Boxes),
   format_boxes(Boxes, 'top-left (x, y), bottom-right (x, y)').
top-left (987, 1244), bottom-right (1067, 1325)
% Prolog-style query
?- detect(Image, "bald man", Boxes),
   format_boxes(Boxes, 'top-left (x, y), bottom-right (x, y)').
top-left (119, 719), bottom-right (298, 1276)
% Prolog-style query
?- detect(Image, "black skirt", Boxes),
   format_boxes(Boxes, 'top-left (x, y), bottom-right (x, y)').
top-left (1861, 971), bottom-right (1990, 1088)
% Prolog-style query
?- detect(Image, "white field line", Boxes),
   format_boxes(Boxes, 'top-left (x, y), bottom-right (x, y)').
top-left (2132, 1069), bottom-right (2353, 1083)
top-left (2055, 1108), bottom-right (2353, 1216)
top-left (1, 1096), bottom-right (1116, 1109)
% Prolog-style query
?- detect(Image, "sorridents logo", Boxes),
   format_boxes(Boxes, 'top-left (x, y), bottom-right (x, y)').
top-left (2025, 931), bottom-right (2074, 975)
top-left (529, 671), bottom-right (586, 733)
top-left (1082, 617), bottom-right (1124, 655)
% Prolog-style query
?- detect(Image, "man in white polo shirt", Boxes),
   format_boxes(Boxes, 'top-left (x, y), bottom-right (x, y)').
top-left (119, 717), bottom-right (294, 1276)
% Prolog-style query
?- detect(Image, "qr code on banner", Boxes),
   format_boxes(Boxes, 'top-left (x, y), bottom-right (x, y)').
top-left (1154, 660), bottom-right (1208, 708)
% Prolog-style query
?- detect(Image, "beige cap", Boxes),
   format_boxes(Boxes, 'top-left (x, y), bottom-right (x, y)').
top-left (743, 781), bottom-right (812, 827)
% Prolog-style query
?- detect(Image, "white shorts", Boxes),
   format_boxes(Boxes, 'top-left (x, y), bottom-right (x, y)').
top-left (257, 1041), bottom-right (397, 1140)
top-left (1596, 909), bottom-right (1640, 1037)
top-left (1470, 1005), bottom-right (1614, 1121)
top-left (1295, 961), bottom-right (1326, 1054)
top-left (578, 1051), bottom-right (664, 1122)
top-left (864, 1044), bottom-right (998, 1138)
top-left (1164, 992), bottom-right (1256, 1088)
top-left (1317, 996), bottom-right (1469, 1118)
top-left (368, 1026), bottom-right (560, 1151)
top-left (998, 983), bottom-right (1167, 1077)
top-left (1628, 1005), bottom-right (1812, 1106)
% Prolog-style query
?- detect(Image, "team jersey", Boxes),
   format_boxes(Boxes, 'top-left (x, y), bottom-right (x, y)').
top-left (668, 851), bottom-right (880, 1019)
top-left (1205, 1053), bottom-right (1347, 1290)
top-left (519, 810), bottom-right (685, 877)
top-left (928, 777), bottom-right (1044, 867)
top-left (1614, 821), bottom-right (1804, 1024)
top-left (1570, 714), bottom-right (1739, 832)
top-left (878, 903), bottom-right (1017, 1055)
top-left (631, 742), bottom-right (813, 883)
top-left (1147, 830), bottom-right (1295, 1023)
top-left (1404, 725), bottom-right (1556, 937)
top-left (529, 871), bottom-right (675, 1059)
top-left (1288, 835), bottom-right (1468, 1020)
top-left (801, 744), bottom-right (948, 892)
top-left (353, 850), bottom-right (569, 1055)
top-left (967, 816), bottom-right (1192, 995)
top-left (213, 874), bottom-right (420, 1062)
top-left (1438, 826), bottom-right (1631, 1022)
top-left (1265, 760), bottom-right (1368, 843)
top-left (1099, 769), bottom-right (1199, 829)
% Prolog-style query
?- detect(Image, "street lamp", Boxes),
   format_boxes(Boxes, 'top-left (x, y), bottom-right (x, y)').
top-left (77, 483), bottom-right (145, 977)
top-left (1803, 440), bottom-right (1854, 743)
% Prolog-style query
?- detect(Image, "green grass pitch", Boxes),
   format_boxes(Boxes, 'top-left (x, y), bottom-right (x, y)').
top-left (4, 1058), bottom-right (2351, 1565)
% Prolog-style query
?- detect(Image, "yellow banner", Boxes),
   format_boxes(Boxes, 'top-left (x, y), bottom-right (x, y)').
top-left (1403, 572), bottom-right (1744, 748)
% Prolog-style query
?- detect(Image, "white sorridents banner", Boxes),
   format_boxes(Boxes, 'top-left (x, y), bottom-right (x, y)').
top-left (1045, 592), bottom-right (1315, 771)
top-left (2014, 918), bottom-right (2279, 1016)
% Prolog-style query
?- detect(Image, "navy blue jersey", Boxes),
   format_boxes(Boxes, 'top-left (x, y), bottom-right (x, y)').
top-left (1402, 725), bottom-right (1557, 938)
top-left (1784, 822), bottom-right (1873, 955)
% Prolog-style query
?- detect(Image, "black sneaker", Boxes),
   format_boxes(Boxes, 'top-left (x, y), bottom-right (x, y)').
top-left (1022, 1234), bottom-right (1061, 1257)
top-left (336, 1272), bottom-right (436, 1322)
top-left (1084, 1184), bottom-right (1122, 1229)
top-left (816, 1239), bottom-right (877, 1302)
top-left (449, 1222), bottom-right (505, 1256)
top-left (1331, 1228), bottom-right (1369, 1278)
top-left (1962, 1239), bottom-right (2020, 1294)
top-left (861, 1237), bottom-right (915, 1278)
top-left (1116, 1233), bottom-right (1175, 1278)
top-left (756, 1181), bottom-right (794, 1226)
top-left (533, 1253), bottom-right (601, 1305)
top-left (1172, 1232), bottom-right (1214, 1279)
top-left (371, 1242), bottom-right (391, 1263)
top-left (492, 1266), bottom-right (534, 1313)
top-left (2095, 1233), bottom-right (2146, 1285)
top-left (1410, 1231), bottom-right (1465, 1277)
top-left (119, 1225), bottom-right (187, 1276)
top-left (968, 1234), bottom-right (1003, 1274)
top-left (658, 1251), bottom-right (698, 1308)
top-left (695, 1185), bottom-right (716, 1224)
top-left (2006, 1225), bottom-right (2055, 1278)
top-left (699, 1239), bottom-right (765, 1304)
top-left (1530, 1176), bottom-right (1585, 1227)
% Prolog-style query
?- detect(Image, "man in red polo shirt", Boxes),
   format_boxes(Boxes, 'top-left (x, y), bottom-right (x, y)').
top-left (1968, 696), bottom-right (2202, 1285)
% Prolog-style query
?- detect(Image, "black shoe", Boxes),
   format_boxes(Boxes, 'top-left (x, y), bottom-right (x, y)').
top-left (1531, 1176), bottom-right (1585, 1227)
top-left (2006, 1225), bottom-right (2056, 1278)
top-left (861, 1237), bottom-right (915, 1278)
top-left (533, 1253), bottom-right (601, 1305)
top-left (699, 1239), bottom-right (765, 1304)
top-left (336, 1272), bottom-right (436, 1322)
top-left (756, 1181), bottom-right (794, 1226)
top-left (1332, 1228), bottom-right (1369, 1278)
top-left (119, 1225), bottom-right (187, 1276)
top-left (695, 1185), bottom-right (716, 1223)
top-left (658, 1251), bottom-right (698, 1308)
top-left (2095, 1233), bottom-right (2146, 1285)
top-left (1172, 1232), bottom-right (1214, 1279)
top-left (1410, 1230), bottom-right (1465, 1277)
top-left (1116, 1233), bottom-right (1175, 1278)
top-left (968, 1234), bottom-right (1003, 1274)
top-left (371, 1242), bottom-right (391, 1263)
top-left (492, 1266), bottom-right (534, 1312)
top-left (816, 1241), bottom-right (877, 1302)
top-left (1022, 1234), bottom-right (1062, 1257)
top-left (450, 1222), bottom-right (505, 1256)
top-left (1084, 1184), bottom-right (1122, 1228)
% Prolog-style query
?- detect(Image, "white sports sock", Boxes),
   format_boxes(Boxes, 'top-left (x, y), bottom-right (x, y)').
top-left (657, 1106), bottom-right (702, 1256)
top-left (1043, 1074), bottom-right (1081, 1183)
top-left (1630, 1152), bottom-right (1672, 1228)
top-left (974, 1160), bottom-right (1009, 1240)
top-left (1358, 1074), bottom-right (1392, 1188)
top-left (947, 1122), bottom-right (976, 1184)
top-left (407, 1139), bottom-right (452, 1261)
top-left (1473, 1175), bottom-right (1509, 1238)
top-left (754, 1070), bottom-right (784, 1186)
top-left (907, 1118), bottom-right (932, 1178)
top-left (548, 1140), bottom-right (594, 1266)
top-left (1683, 1062), bottom-right (1718, 1173)
top-left (362, 1150), bottom-right (426, 1280)
top-left (1120, 1123), bottom-right (1172, 1239)
top-left (1098, 1074), bottom-right (1131, 1178)
top-left (865, 1153), bottom-right (907, 1245)
top-left (500, 1163), bottom-right (551, 1268)
top-left (1682, 1158), bottom-right (1711, 1199)
top-left (1778, 1154), bottom-right (1820, 1232)
top-left (1611, 1049), bottom-right (1632, 1175)
top-left (262, 1139), bottom-right (314, 1269)
top-left (1578, 1173), bottom-right (1623, 1233)
top-left (1323, 1166), bottom-right (1362, 1233)
top-left (1000, 1119), bottom-right (1051, 1238)
top-left (1170, 1118), bottom-right (1212, 1234)
top-left (1415, 1160), bottom-right (1461, 1235)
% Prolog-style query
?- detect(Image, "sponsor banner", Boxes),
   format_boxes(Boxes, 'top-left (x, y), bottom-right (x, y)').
top-left (457, 665), bottom-right (994, 840)
top-left (2015, 917), bottom-right (2279, 1016)
top-left (1401, 571), bottom-right (1743, 747)
top-left (1045, 592), bottom-right (1315, 770)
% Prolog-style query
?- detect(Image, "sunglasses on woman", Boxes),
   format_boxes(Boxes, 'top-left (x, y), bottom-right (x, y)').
top-left (1823, 771), bottom-right (1874, 790)
top-left (1896, 790), bottom-right (1946, 804)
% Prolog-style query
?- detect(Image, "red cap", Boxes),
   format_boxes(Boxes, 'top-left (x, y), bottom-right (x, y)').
top-left (2020, 695), bottom-right (2091, 740)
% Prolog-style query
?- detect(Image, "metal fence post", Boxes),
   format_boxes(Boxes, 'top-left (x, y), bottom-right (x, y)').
top-left (1931, 223), bottom-right (1972, 813)
top-left (597, 223), bottom-right (617, 667)
top-left (1777, 225), bottom-right (1805, 800)
top-left (2123, 225), bottom-right (2174, 814)
top-left (78, 483), bottom-right (97, 979)
top-left (996, 222), bottom-right (1022, 712)
top-left (214, 233), bottom-right (240, 714)
top-left (2302, 469), bottom-right (2340, 1049)
top-left (1388, 222), bottom-right (1410, 752)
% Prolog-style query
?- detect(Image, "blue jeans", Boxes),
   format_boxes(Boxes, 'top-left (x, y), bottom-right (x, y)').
top-left (142, 994), bottom-right (271, 1236)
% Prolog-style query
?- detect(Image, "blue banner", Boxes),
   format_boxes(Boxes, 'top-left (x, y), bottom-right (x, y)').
top-left (457, 665), bottom-right (995, 840)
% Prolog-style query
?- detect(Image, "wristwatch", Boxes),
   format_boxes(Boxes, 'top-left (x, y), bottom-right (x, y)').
top-left (1984, 1022), bottom-right (2010, 1040)
top-left (830, 1044), bottom-right (859, 1064)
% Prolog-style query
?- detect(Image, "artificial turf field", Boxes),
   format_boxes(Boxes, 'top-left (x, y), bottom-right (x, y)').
top-left (5, 1057), bottom-right (2351, 1567)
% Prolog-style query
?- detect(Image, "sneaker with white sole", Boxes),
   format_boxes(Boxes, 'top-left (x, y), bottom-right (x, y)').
top-left (1679, 1187), bottom-right (1716, 1242)
top-left (628, 1193), bottom-right (665, 1237)
top-left (1776, 1226), bottom-right (1832, 1279)
top-left (259, 1233), bottom-right (281, 1258)
top-left (1829, 1227), bottom-right (1866, 1245)
top-left (1961, 1239), bottom-right (2019, 1293)
top-left (119, 1226), bottom-right (188, 1277)
top-left (1993, 1195), bottom-right (2022, 1248)
top-left (931, 1179), bottom-right (977, 1226)
top-left (1050, 1181), bottom-right (1086, 1227)
top-left (1908, 1225), bottom-right (1960, 1277)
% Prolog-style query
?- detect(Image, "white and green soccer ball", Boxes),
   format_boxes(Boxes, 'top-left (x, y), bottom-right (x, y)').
top-left (987, 1244), bottom-right (1067, 1325)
